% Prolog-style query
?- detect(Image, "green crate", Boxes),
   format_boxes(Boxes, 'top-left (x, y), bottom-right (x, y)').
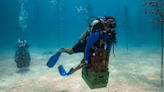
top-left (82, 66), bottom-right (109, 89)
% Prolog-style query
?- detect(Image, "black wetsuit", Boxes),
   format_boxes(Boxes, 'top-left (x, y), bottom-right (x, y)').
top-left (72, 21), bottom-right (103, 53)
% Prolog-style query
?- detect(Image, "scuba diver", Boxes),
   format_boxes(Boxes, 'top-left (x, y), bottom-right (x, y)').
top-left (47, 16), bottom-right (117, 76)
top-left (15, 38), bottom-right (31, 69)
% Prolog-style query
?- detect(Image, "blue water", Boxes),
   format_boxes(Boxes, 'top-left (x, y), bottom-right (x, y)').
top-left (0, 0), bottom-right (164, 91)
top-left (0, 0), bottom-right (162, 51)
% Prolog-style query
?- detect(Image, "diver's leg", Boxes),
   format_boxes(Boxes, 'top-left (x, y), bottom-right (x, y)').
top-left (68, 59), bottom-right (85, 74)
top-left (60, 48), bottom-right (74, 55)
top-left (60, 40), bottom-right (86, 55)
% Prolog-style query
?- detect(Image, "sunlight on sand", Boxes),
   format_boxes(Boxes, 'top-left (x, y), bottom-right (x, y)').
top-left (0, 48), bottom-right (164, 92)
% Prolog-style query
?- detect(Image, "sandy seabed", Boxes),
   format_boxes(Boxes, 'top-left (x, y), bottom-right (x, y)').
top-left (0, 47), bottom-right (164, 92)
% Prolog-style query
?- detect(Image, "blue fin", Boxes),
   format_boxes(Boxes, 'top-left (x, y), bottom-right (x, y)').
top-left (47, 51), bottom-right (61, 68)
top-left (58, 65), bottom-right (73, 76)
top-left (84, 30), bottom-right (100, 64)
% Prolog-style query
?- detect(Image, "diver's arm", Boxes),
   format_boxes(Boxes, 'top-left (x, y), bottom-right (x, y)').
top-left (106, 30), bottom-right (116, 54)
top-left (105, 34), bottom-right (113, 53)
top-left (106, 42), bottom-right (112, 52)
top-left (111, 29), bottom-right (117, 44)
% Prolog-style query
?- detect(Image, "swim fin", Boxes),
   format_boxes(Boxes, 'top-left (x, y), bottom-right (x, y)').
top-left (47, 51), bottom-right (61, 68)
top-left (58, 65), bottom-right (73, 76)
top-left (58, 60), bottom-right (85, 76)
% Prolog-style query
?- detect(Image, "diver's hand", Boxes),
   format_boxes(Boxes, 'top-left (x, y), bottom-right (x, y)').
top-left (85, 60), bottom-right (88, 64)
top-left (113, 40), bottom-right (117, 44)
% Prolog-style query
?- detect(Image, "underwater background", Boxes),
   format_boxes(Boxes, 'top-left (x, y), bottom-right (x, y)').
top-left (0, 0), bottom-right (164, 92)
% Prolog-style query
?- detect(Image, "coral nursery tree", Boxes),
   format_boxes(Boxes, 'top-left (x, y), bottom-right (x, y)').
top-left (144, 0), bottom-right (164, 86)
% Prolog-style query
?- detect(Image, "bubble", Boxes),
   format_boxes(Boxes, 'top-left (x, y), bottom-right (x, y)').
top-left (18, 0), bottom-right (28, 30)
top-left (75, 6), bottom-right (88, 13)
top-left (19, 16), bottom-right (24, 21)
top-left (49, 0), bottom-right (57, 6)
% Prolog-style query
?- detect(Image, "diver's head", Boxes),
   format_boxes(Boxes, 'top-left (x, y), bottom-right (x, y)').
top-left (103, 16), bottom-right (116, 30)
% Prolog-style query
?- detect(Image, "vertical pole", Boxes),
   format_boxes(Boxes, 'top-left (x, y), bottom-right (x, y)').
top-left (123, 6), bottom-right (129, 53)
top-left (160, 0), bottom-right (164, 86)
top-left (144, 0), bottom-right (164, 86)
top-left (161, 16), bottom-right (163, 86)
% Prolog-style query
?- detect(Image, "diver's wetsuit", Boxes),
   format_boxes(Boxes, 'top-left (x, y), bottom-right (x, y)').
top-left (55, 17), bottom-right (117, 75)
top-left (72, 40), bottom-right (87, 53)
top-left (67, 22), bottom-right (116, 74)
top-left (72, 21), bottom-right (116, 53)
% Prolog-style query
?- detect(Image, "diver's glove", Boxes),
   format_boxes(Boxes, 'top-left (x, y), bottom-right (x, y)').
top-left (85, 60), bottom-right (88, 64)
